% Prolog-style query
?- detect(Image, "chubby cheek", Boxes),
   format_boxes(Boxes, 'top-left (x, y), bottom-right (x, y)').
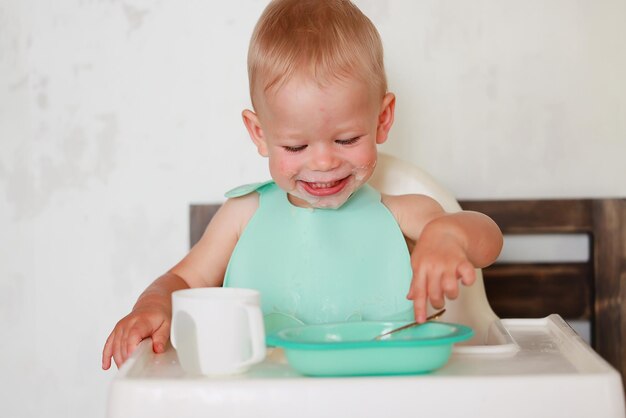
top-left (269, 156), bottom-right (300, 189)
top-left (351, 146), bottom-right (378, 179)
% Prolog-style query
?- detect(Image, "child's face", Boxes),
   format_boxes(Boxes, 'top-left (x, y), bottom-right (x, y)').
top-left (243, 76), bottom-right (395, 209)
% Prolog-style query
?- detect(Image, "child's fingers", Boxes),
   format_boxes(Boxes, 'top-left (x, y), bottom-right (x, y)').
top-left (124, 319), bottom-right (157, 361)
top-left (120, 319), bottom-right (139, 361)
top-left (427, 270), bottom-right (445, 309)
top-left (121, 328), bottom-right (129, 361)
top-left (125, 329), bottom-right (145, 362)
top-left (408, 269), bottom-right (428, 323)
top-left (102, 332), bottom-right (115, 370)
top-left (151, 321), bottom-right (171, 354)
top-left (457, 261), bottom-right (476, 286)
top-left (442, 272), bottom-right (459, 300)
top-left (118, 323), bottom-right (134, 366)
top-left (109, 318), bottom-right (129, 367)
top-left (112, 331), bottom-right (124, 369)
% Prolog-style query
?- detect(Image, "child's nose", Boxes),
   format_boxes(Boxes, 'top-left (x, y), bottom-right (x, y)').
top-left (309, 146), bottom-right (340, 171)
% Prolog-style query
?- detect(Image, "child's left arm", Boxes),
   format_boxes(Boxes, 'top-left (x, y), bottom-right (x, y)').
top-left (383, 194), bottom-right (503, 323)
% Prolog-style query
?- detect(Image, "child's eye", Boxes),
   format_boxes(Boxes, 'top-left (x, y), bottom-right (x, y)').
top-left (335, 137), bottom-right (361, 146)
top-left (283, 145), bottom-right (307, 153)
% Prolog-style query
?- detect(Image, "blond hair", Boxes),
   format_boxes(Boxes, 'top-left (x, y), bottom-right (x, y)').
top-left (248, 0), bottom-right (387, 107)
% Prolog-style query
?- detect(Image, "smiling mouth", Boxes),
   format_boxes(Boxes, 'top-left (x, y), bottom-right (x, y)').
top-left (300, 176), bottom-right (350, 197)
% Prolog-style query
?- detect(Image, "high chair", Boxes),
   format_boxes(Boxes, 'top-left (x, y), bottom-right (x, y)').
top-left (108, 153), bottom-right (625, 418)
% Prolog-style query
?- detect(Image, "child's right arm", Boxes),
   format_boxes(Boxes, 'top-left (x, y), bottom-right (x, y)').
top-left (101, 193), bottom-right (259, 370)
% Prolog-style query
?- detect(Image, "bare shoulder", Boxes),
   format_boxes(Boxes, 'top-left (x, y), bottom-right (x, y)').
top-left (381, 193), bottom-right (445, 241)
top-left (212, 191), bottom-right (260, 238)
top-left (168, 192), bottom-right (259, 288)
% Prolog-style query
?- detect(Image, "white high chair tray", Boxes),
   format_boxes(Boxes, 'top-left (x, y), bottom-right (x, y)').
top-left (108, 315), bottom-right (625, 418)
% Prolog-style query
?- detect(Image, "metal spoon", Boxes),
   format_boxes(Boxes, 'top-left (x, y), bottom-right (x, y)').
top-left (373, 309), bottom-right (446, 341)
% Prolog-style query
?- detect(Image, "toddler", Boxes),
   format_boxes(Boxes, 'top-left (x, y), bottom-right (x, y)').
top-left (102, 0), bottom-right (502, 370)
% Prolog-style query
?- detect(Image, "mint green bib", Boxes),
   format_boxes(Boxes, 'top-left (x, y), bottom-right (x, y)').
top-left (223, 181), bottom-right (414, 333)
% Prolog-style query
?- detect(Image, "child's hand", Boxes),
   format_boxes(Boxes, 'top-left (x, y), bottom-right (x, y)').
top-left (101, 304), bottom-right (171, 370)
top-left (386, 195), bottom-right (502, 323)
top-left (406, 231), bottom-right (476, 323)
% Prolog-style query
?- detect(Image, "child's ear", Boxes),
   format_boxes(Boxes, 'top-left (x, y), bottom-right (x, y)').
top-left (375, 92), bottom-right (396, 145)
top-left (242, 109), bottom-right (269, 157)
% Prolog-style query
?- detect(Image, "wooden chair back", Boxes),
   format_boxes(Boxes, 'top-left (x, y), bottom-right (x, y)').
top-left (459, 198), bottom-right (625, 388)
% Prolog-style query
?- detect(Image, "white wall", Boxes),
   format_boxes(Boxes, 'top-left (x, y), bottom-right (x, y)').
top-left (0, 1), bottom-right (624, 417)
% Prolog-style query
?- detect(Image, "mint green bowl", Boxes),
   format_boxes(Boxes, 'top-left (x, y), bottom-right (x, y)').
top-left (266, 321), bottom-right (473, 377)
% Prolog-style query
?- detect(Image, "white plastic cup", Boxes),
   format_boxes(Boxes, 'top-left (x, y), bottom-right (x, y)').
top-left (170, 287), bottom-right (266, 376)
